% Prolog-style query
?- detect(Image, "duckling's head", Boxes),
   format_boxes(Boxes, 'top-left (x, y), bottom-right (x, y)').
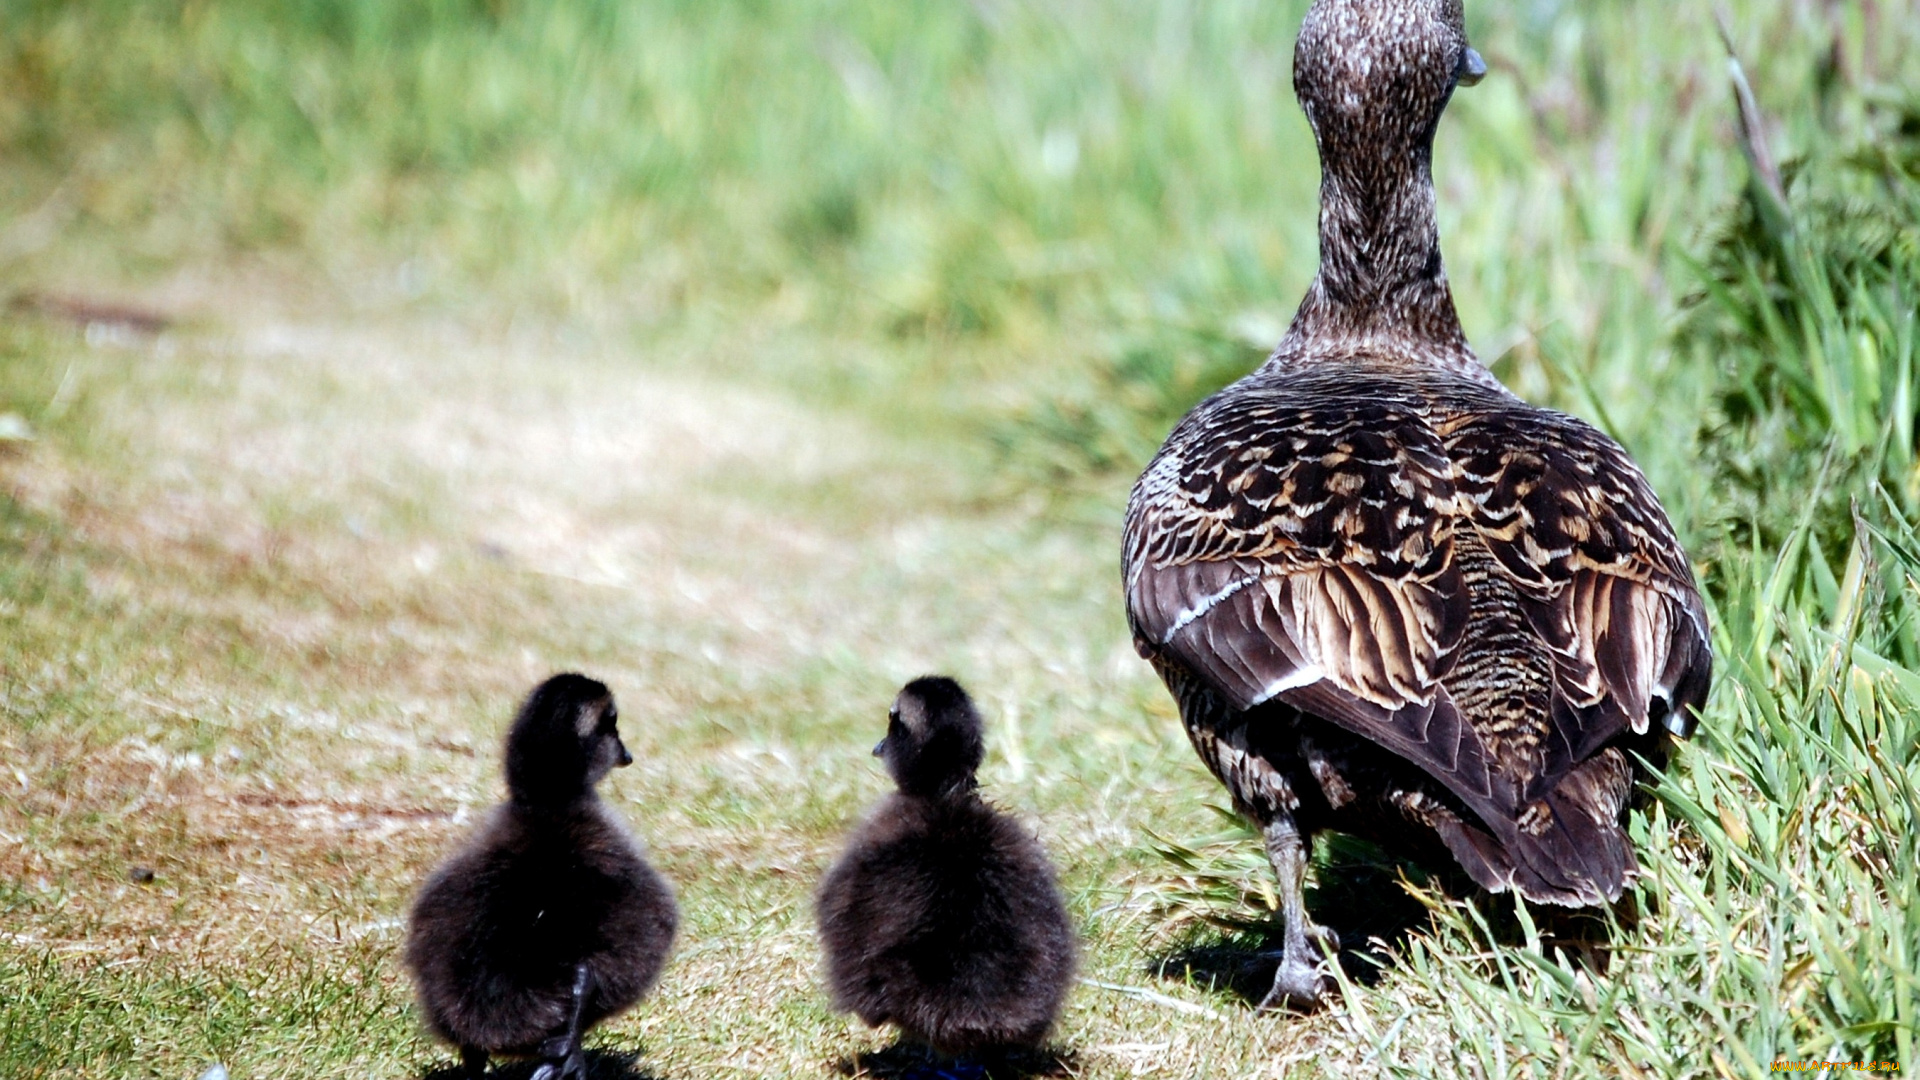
top-left (874, 676), bottom-right (985, 799)
top-left (504, 673), bottom-right (633, 806)
top-left (1294, 0), bottom-right (1484, 169)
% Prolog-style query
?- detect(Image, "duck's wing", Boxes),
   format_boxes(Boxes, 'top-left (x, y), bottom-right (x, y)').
top-left (1123, 387), bottom-right (1495, 806)
top-left (1444, 406), bottom-right (1712, 787)
top-left (1124, 385), bottom-right (1710, 839)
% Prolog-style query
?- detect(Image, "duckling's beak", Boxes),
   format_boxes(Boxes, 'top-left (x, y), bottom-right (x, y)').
top-left (616, 739), bottom-right (634, 768)
top-left (1457, 47), bottom-right (1487, 87)
top-left (872, 739), bottom-right (886, 757)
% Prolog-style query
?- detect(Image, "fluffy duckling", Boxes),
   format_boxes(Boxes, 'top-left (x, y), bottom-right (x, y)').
top-left (816, 676), bottom-right (1076, 1059)
top-left (406, 674), bottom-right (678, 1079)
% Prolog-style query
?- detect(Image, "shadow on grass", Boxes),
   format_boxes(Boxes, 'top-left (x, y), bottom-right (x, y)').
top-left (1473, 894), bottom-right (1635, 978)
top-left (832, 1041), bottom-right (1077, 1080)
top-left (421, 1048), bottom-right (664, 1080)
top-left (1148, 833), bottom-right (1635, 1008)
top-left (1146, 834), bottom-right (1449, 1008)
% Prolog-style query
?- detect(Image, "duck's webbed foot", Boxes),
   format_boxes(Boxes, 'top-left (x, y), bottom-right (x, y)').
top-left (530, 963), bottom-right (592, 1080)
top-left (1253, 814), bottom-right (1339, 1012)
top-left (459, 1046), bottom-right (488, 1080)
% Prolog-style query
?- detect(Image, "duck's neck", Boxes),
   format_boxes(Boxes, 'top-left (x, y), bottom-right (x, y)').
top-left (901, 775), bottom-right (980, 803)
top-left (510, 787), bottom-right (596, 816)
top-left (1270, 140), bottom-right (1485, 379)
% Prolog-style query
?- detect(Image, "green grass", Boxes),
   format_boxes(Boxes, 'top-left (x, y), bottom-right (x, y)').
top-left (3, 0), bottom-right (1919, 1076)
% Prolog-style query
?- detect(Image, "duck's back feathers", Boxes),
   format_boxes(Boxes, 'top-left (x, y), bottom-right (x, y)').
top-left (1124, 363), bottom-right (1709, 904)
top-left (406, 802), bottom-right (678, 1053)
top-left (816, 793), bottom-right (1075, 1054)
top-left (1125, 373), bottom-right (1471, 717)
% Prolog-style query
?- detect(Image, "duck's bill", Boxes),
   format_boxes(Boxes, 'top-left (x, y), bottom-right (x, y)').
top-left (1457, 46), bottom-right (1487, 86)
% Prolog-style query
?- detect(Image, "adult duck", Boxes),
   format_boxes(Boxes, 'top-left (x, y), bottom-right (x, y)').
top-left (1122, 0), bottom-right (1709, 1010)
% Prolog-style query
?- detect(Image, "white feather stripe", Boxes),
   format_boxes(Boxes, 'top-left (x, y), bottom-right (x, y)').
top-left (1156, 571), bottom-right (1259, 643)
top-left (1249, 662), bottom-right (1328, 707)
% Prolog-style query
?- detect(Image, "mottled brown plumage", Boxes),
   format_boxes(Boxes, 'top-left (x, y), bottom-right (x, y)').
top-left (1122, 0), bottom-right (1709, 1009)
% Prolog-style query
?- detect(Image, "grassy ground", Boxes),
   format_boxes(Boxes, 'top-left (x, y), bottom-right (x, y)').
top-left (2, 0), bottom-right (1918, 1077)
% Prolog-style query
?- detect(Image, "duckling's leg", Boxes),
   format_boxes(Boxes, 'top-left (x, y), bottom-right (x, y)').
top-left (459, 1046), bottom-right (487, 1079)
top-left (529, 963), bottom-right (592, 1080)
top-left (1256, 814), bottom-right (1338, 1011)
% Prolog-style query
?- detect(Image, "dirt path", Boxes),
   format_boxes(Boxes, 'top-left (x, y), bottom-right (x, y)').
top-left (1, 297), bottom-right (1336, 1077)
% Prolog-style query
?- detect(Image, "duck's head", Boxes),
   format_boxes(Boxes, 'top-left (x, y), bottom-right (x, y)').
top-left (1294, 0), bottom-right (1483, 176)
top-left (873, 676), bottom-right (985, 799)
top-left (504, 673), bottom-right (633, 806)
top-left (1271, 0), bottom-right (1491, 366)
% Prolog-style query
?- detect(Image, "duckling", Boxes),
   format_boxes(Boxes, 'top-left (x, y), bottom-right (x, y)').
top-left (816, 677), bottom-right (1076, 1060)
top-left (406, 674), bottom-right (678, 1079)
top-left (1122, 0), bottom-right (1710, 1010)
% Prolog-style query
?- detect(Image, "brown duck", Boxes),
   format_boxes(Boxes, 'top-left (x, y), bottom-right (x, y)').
top-left (1122, 0), bottom-right (1710, 1010)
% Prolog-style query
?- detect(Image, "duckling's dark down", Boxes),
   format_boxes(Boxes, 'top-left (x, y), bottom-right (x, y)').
top-left (816, 677), bottom-right (1076, 1056)
top-left (406, 674), bottom-right (678, 1079)
top-left (1122, 0), bottom-right (1710, 1010)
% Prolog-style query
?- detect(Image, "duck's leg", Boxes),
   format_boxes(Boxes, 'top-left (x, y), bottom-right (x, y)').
top-left (1256, 813), bottom-right (1338, 1011)
top-left (530, 963), bottom-right (592, 1080)
top-left (459, 1046), bottom-right (487, 1080)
